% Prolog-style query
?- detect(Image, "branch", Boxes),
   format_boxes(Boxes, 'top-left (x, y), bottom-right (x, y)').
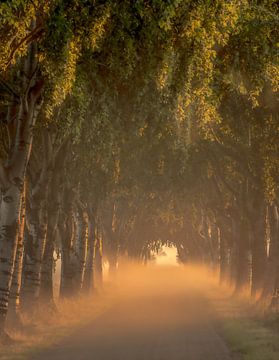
top-left (205, 146), bottom-right (240, 198)
top-left (29, 78), bottom-right (44, 104)
top-left (54, 137), bottom-right (71, 170)
top-left (31, 128), bottom-right (54, 197)
top-left (42, 127), bottom-right (53, 166)
top-left (211, 176), bottom-right (224, 202)
top-left (5, 26), bottom-right (44, 70)
top-left (0, 77), bottom-right (20, 101)
top-left (213, 141), bottom-right (259, 186)
top-left (22, 79), bottom-right (44, 141)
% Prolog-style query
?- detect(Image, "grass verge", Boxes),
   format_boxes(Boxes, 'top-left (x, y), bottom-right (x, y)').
top-left (209, 286), bottom-right (279, 360)
top-left (0, 289), bottom-right (114, 360)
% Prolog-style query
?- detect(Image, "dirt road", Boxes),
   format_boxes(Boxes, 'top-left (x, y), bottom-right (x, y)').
top-left (32, 266), bottom-right (232, 360)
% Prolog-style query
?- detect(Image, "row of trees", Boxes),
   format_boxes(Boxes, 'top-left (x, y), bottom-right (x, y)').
top-left (0, 0), bottom-right (278, 341)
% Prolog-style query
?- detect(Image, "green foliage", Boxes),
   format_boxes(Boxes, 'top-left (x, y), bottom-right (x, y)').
top-left (1, 0), bottom-right (278, 259)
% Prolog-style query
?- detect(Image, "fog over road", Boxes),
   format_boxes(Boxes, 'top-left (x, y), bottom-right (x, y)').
top-left (33, 266), bottom-right (232, 360)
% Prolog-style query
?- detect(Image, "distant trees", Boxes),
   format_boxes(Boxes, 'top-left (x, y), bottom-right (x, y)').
top-left (0, 0), bottom-right (278, 341)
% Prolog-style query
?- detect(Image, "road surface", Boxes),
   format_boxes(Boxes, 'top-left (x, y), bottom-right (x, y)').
top-left (32, 267), bottom-right (232, 360)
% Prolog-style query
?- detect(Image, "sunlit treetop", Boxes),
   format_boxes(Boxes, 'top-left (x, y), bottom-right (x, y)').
top-left (154, 0), bottom-right (278, 141)
top-left (0, 0), bottom-right (49, 72)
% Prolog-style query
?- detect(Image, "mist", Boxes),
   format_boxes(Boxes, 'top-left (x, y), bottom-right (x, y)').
top-left (0, 1), bottom-right (278, 358)
top-left (2, 261), bottom-right (234, 360)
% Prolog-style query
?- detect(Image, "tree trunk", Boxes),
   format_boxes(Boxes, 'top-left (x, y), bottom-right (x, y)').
top-left (74, 208), bottom-right (88, 293)
top-left (209, 223), bottom-right (219, 268)
top-left (250, 199), bottom-right (267, 297)
top-left (83, 216), bottom-right (95, 293)
top-left (22, 202), bottom-right (48, 312)
top-left (60, 202), bottom-right (78, 298)
top-left (40, 200), bottom-right (59, 308)
top-left (0, 84), bottom-right (43, 335)
top-left (40, 136), bottom-right (68, 305)
top-left (40, 190), bottom-right (61, 306)
top-left (219, 225), bottom-right (230, 284)
top-left (228, 242), bottom-right (237, 286)
top-left (94, 226), bottom-right (103, 290)
top-left (7, 184), bottom-right (26, 327)
top-left (108, 249), bottom-right (118, 276)
top-left (40, 229), bottom-right (55, 305)
top-left (234, 216), bottom-right (250, 293)
top-left (0, 185), bottom-right (22, 334)
top-left (266, 205), bottom-right (279, 307)
top-left (60, 245), bottom-right (77, 298)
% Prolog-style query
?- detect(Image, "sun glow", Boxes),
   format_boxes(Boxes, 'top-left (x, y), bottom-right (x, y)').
top-left (155, 246), bottom-right (178, 266)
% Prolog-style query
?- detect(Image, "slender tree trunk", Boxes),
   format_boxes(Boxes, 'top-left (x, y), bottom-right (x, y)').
top-left (83, 216), bottom-right (95, 293)
top-left (267, 205), bottom-right (279, 307)
top-left (209, 223), bottom-right (219, 268)
top-left (7, 183), bottom-right (26, 327)
top-left (40, 202), bottom-right (59, 307)
top-left (259, 207), bottom-right (276, 300)
top-left (0, 77), bottom-right (43, 335)
top-left (102, 203), bottom-right (118, 276)
top-left (40, 229), bottom-right (55, 305)
top-left (106, 232), bottom-right (118, 276)
top-left (235, 216), bottom-right (250, 293)
top-left (60, 246), bottom-right (77, 298)
top-left (228, 242), bottom-right (237, 286)
top-left (219, 225), bottom-right (230, 284)
top-left (0, 185), bottom-right (23, 335)
top-left (22, 201), bottom-right (48, 311)
top-left (251, 199), bottom-right (267, 297)
top-left (74, 208), bottom-right (88, 293)
top-left (94, 226), bottom-right (103, 289)
top-left (108, 249), bottom-right (118, 276)
top-left (40, 190), bottom-right (60, 306)
top-left (60, 203), bottom-right (78, 298)
top-left (176, 243), bottom-right (188, 264)
top-left (40, 136), bottom-right (68, 304)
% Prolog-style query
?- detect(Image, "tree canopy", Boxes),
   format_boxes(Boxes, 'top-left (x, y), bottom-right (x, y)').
top-left (0, 0), bottom-right (278, 340)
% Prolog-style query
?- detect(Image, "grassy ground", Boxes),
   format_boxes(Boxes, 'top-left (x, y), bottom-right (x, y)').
top-left (0, 289), bottom-right (114, 360)
top-left (222, 317), bottom-right (279, 360)
top-left (209, 286), bottom-right (279, 360)
top-left (2, 269), bottom-right (279, 360)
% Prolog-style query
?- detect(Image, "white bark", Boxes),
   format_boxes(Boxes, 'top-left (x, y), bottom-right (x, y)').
top-left (22, 204), bottom-right (47, 311)
top-left (94, 223), bottom-right (103, 289)
top-left (83, 217), bottom-right (95, 293)
top-left (60, 203), bottom-right (78, 298)
top-left (74, 208), bottom-right (88, 292)
top-left (0, 185), bottom-right (22, 332)
top-left (7, 183), bottom-right (26, 325)
top-left (0, 75), bottom-right (43, 332)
